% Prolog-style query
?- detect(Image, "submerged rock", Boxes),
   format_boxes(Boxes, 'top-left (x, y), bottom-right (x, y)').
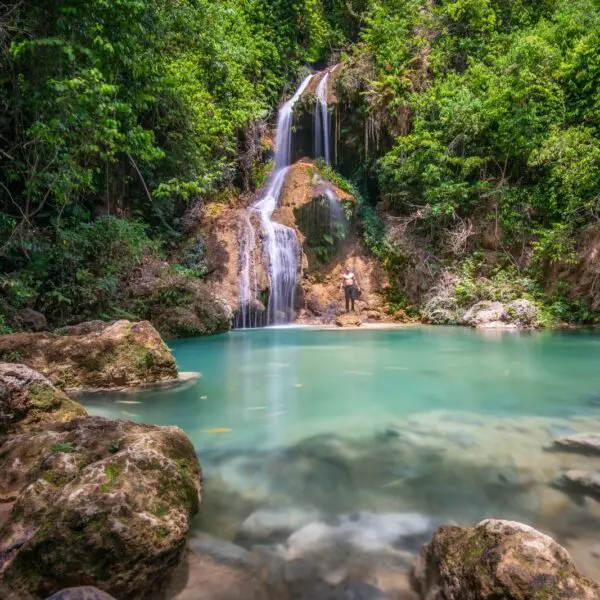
top-left (0, 320), bottom-right (178, 390)
top-left (46, 588), bottom-right (116, 600)
top-left (0, 362), bottom-right (87, 434)
top-left (156, 535), bottom-right (266, 600)
top-left (336, 313), bottom-right (362, 328)
top-left (411, 519), bottom-right (600, 599)
top-left (553, 470), bottom-right (600, 503)
top-left (235, 506), bottom-right (322, 546)
top-left (0, 416), bottom-right (202, 600)
top-left (548, 432), bottom-right (600, 456)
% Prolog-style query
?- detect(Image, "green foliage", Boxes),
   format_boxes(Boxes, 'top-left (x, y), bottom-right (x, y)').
top-left (1, 215), bottom-right (154, 325)
top-left (50, 442), bottom-right (77, 454)
top-left (0, 0), bottom-right (361, 329)
top-left (353, 0), bottom-right (600, 269)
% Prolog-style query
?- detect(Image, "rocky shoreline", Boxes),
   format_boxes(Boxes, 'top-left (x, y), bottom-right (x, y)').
top-left (1, 320), bottom-right (600, 599)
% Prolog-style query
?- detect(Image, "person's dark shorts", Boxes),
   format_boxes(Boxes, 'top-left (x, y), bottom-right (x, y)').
top-left (345, 285), bottom-right (357, 302)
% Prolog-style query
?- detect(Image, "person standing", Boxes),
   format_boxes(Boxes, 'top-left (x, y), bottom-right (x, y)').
top-left (340, 265), bottom-right (360, 312)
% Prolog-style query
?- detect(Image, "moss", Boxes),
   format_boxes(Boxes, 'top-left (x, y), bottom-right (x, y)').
top-left (175, 457), bottom-right (189, 477)
top-left (0, 350), bottom-right (23, 363)
top-left (158, 526), bottom-right (170, 537)
top-left (53, 368), bottom-right (78, 389)
top-left (28, 384), bottom-right (59, 410)
top-left (50, 442), bottom-right (77, 454)
top-left (85, 511), bottom-right (108, 533)
top-left (100, 463), bottom-right (122, 493)
top-left (154, 505), bottom-right (169, 518)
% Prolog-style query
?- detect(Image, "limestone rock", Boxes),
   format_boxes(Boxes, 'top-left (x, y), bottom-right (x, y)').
top-left (505, 299), bottom-right (539, 328)
top-left (0, 363), bottom-right (87, 434)
top-left (549, 432), bottom-right (600, 456)
top-left (14, 309), bottom-right (47, 332)
top-left (46, 587), bottom-right (116, 600)
top-left (461, 301), bottom-right (506, 327)
top-left (336, 313), bottom-right (362, 328)
top-left (411, 519), bottom-right (600, 599)
top-left (0, 320), bottom-right (178, 390)
top-left (235, 506), bottom-right (322, 546)
top-left (0, 416), bottom-right (202, 600)
top-left (553, 470), bottom-right (600, 503)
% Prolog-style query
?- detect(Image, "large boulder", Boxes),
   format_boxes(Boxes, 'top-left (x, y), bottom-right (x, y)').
top-left (411, 519), bottom-right (600, 599)
top-left (504, 299), bottom-right (539, 328)
top-left (0, 363), bottom-right (87, 435)
top-left (0, 416), bottom-right (202, 600)
top-left (0, 320), bottom-right (178, 390)
top-left (461, 301), bottom-right (507, 328)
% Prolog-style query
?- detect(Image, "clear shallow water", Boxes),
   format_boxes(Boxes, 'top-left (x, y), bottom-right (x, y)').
top-left (81, 327), bottom-right (600, 582)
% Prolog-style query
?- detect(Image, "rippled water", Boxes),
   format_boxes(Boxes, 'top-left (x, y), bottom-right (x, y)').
top-left (81, 327), bottom-right (600, 585)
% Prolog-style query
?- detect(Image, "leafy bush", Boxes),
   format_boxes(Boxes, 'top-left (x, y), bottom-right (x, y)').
top-left (1, 216), bottom-right (155, 325)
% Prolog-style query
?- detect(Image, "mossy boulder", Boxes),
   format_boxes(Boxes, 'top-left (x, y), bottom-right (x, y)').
top-left (0, 320), bottom-right (178, 390)
top-left (411, 519), bottom-right (600, 599)
top-left (0, 416), bottom-right (202, 600)
top-left (0, 363), bottom-right (87, 435)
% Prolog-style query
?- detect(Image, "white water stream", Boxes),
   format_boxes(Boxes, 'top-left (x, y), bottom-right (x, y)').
top-left (237, 74), bottom-right (314, 327)
top-left (314, 71), bottom-right (331, 164)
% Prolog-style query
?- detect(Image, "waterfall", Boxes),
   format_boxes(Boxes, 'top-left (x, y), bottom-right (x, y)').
top-left (236, 73), bottom-right (314, 327)
top-left (314, 72), bottom-right (331, 164)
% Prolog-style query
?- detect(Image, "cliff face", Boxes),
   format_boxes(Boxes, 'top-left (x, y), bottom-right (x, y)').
top-left (198, 158), bottom-right (392, 327)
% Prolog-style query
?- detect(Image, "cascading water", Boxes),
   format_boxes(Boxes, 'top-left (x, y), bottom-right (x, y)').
top-left (314, 71), bottom-right (331, 164)
top-left (236, 74), bottom-right (314, 327)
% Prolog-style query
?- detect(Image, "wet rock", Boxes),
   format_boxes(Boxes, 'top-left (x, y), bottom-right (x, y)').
top-left (0, 320), bottom-right (178, 390)
top-left (0, 363), bottom-right (87, 434)
top-left (235, 506), bottom-right (322, 546)
top-left (461, 301), bottom-right (506, 327)
top-left (0, 416), bottom-right (202, 600)
top-left (548, 432), bottom-right (600, 456)
top-left (286, 512), bottom-right (441, 559)
top-left (411, 519), bottom-right (600, 599)
top-left (553, 470), bottom-right (600, 503)
top-left (14, 309), bottom-right (47, 332)
top-left (336, 313), bottom-right (362, 327)
top-left (46, 587), bottom-right (116, 600)
top-left (592, 545), bottom-right (600, 559)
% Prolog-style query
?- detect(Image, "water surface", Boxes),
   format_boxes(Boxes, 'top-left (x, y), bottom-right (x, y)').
top-left (82, 327), bottom-right (600, 582)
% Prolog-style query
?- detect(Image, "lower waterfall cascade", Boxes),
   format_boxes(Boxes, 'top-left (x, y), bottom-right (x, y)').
top-left (235, 69), bottom-right (337, 329)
